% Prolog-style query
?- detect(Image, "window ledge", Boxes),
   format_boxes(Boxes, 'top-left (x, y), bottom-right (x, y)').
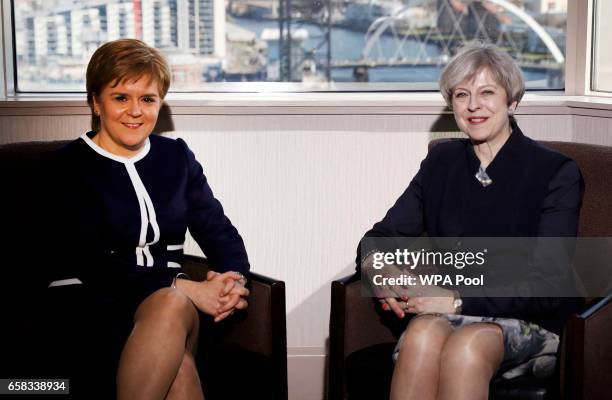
top-left (1, 92), bottom-right (612, 116)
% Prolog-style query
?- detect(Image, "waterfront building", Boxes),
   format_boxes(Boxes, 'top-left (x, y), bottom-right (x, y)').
top-left (15, 0), bottom-right (227, 87)
top-left (17, 0), bottom-right (225, 62)
top-left (225, 22), bottom-right (267, 81)
top-left (523, 0), bottom-right (567, 14)
top-left (436, 0), bottom-right (502, 41)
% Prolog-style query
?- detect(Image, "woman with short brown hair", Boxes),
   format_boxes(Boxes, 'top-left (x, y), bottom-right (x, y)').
top-left (43, 39), bottom-right (249, 399)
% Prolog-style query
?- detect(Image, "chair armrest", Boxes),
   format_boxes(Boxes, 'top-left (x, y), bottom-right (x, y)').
top-left (560, 294), bottom-right (612, 400)
top-left (335, 272), bottom-right (361, 286)
top-left (329, 272), bottom-right (399, 400)
top-left (329, 274), bottom-right (352, 400)
top-left (578, 294), bottom-right (612, 319)
top-left (182, 255), bottom-right (287, 399)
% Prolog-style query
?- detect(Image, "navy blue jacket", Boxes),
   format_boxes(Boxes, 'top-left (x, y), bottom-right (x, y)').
top-left (42, 132), bottom-right (249, 300)
top-left (358, 123), bottom-right (583, 334)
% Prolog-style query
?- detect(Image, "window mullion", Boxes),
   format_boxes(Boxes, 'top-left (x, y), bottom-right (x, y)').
top-left (1, 0), bottom-right (16, 98)
top-left (565, 0), bottom-right (593, 96)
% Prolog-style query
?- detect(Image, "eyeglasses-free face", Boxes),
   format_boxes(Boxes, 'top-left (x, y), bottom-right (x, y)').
top-left (92, 75), bottom-right (162, 158)
top-left (451, 68), bottom-right (517, 149)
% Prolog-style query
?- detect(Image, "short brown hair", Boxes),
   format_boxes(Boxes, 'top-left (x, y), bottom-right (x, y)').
top-left (86, 39), bottom-right (171, 131)
top-left (439, 42), bottom-right (525, 109)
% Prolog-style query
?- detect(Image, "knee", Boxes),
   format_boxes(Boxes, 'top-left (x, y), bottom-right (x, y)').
top-left (440, 324), bottom-right (503, 374)
top-left (134, 288), bottom-right (198, 329)
top-left (396, 316), bottom-right (451, 361)
top-left (154, 288), bottom-right (195, 318)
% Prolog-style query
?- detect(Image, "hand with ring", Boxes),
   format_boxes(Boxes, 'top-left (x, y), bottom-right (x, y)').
top-left (379, 295), bottom-right (413, 319)
top-left (206, 270), bottom-right (250, 322)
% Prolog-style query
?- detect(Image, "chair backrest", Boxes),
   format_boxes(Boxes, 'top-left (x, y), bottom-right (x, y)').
top-left (541, 142), bottom-right (612, 300)
top-left (541, 141), bottom-right (612, 237)
top-left (0, 140), bottom-right (70, 161)
top-left (0, 140), bottom-right (71, 273)
top-left (0, 140), bottom-right (71, 218)
top-left (0, 140), bottom-right (73, 338)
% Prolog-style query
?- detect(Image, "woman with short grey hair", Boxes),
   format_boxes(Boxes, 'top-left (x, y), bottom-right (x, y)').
top-left (439, 43), bottom-right (525, 112)
top-left (358, 43), bottom-right (582, 399)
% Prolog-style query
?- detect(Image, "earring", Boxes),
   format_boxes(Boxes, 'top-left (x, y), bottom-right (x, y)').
top-left (94, 110), bottom-right (99, 116)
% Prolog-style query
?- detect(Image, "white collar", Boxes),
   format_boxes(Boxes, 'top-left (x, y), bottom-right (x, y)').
top-left (80, 132), bottom-right (151, 164)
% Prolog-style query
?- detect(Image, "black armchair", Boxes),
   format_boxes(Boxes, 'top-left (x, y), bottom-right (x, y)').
top-left (0, 140), bottom-right (287, 400)
top-left (329, 140), bottom-right (612, 400)
top-left (183, 255), bottom-right (288, 400)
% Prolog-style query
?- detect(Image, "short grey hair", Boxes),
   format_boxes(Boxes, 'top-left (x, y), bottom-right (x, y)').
top-left (439, 43), bottom-right (525, 109)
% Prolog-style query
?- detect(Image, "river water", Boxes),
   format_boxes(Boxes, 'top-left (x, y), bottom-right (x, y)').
top-left (232, 16), bottom-right (550, 87)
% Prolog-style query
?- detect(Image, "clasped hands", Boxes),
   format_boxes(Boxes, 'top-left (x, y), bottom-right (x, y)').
top-left (365, 262), bottom-right (455, 318)
top-left (174, 270), bottom-right (250, 323)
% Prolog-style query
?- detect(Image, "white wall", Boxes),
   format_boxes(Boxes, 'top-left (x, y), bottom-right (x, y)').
top-left (1, 99), bottom-right (611, 399)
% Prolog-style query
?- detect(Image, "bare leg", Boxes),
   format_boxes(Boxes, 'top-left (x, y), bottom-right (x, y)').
top-left (438, 323), bottom-right (504, 400)
top-left (390, 315), bottom-right (453, 400)
top-left (116, 288), bottom-right (201, 400)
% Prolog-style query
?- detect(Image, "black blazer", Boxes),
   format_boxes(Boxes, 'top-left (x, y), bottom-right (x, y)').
top-left (358, 123), bottom-right (584, 334)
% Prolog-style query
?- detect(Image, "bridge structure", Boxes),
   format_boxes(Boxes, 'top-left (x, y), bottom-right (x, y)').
top-left (274, 0), bottom-right (565, 82)
top-left (360, 0), bottom-right (564, 69)
top-left (277, 0), bottom-right (334, 82)
top-left (330, 58), bottom-right (562, 71)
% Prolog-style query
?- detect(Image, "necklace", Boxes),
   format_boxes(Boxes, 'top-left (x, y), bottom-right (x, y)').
top-left (475, 165), bottom-right (493, 187)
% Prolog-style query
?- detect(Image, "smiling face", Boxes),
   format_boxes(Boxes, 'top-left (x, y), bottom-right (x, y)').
top-left (92, 75), bottom-right (161, 157)
top-left (451, 68), bottom-right (517, 147)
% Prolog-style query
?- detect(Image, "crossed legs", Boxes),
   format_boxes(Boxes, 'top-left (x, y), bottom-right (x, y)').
top-left (117, 288), bottom-right (204, 400)
top-left (391, 315), bottom-right (504, 400)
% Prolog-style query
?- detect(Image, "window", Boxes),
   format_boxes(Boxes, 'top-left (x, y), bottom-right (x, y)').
top-left (12, 0), bottom-right (568, 92)
top-left (591, 0), bottom-right (612, 93)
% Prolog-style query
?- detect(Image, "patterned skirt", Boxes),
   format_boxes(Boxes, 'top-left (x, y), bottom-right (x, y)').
top-left (392, 314), bottom-right (559, 380)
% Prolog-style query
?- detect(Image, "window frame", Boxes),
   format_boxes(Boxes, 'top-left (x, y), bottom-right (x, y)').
top-left (565, 0), bottom-right (593, 96)
top-left (1, 0), bottom-right (15, 98)
top-left (0, 0), bottom-right (606, 100)
top-left (589, 0), bottom-right (612, 94)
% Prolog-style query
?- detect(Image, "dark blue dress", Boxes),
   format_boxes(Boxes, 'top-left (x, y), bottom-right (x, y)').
top-left (39, 132), bottom-right (249, 396)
